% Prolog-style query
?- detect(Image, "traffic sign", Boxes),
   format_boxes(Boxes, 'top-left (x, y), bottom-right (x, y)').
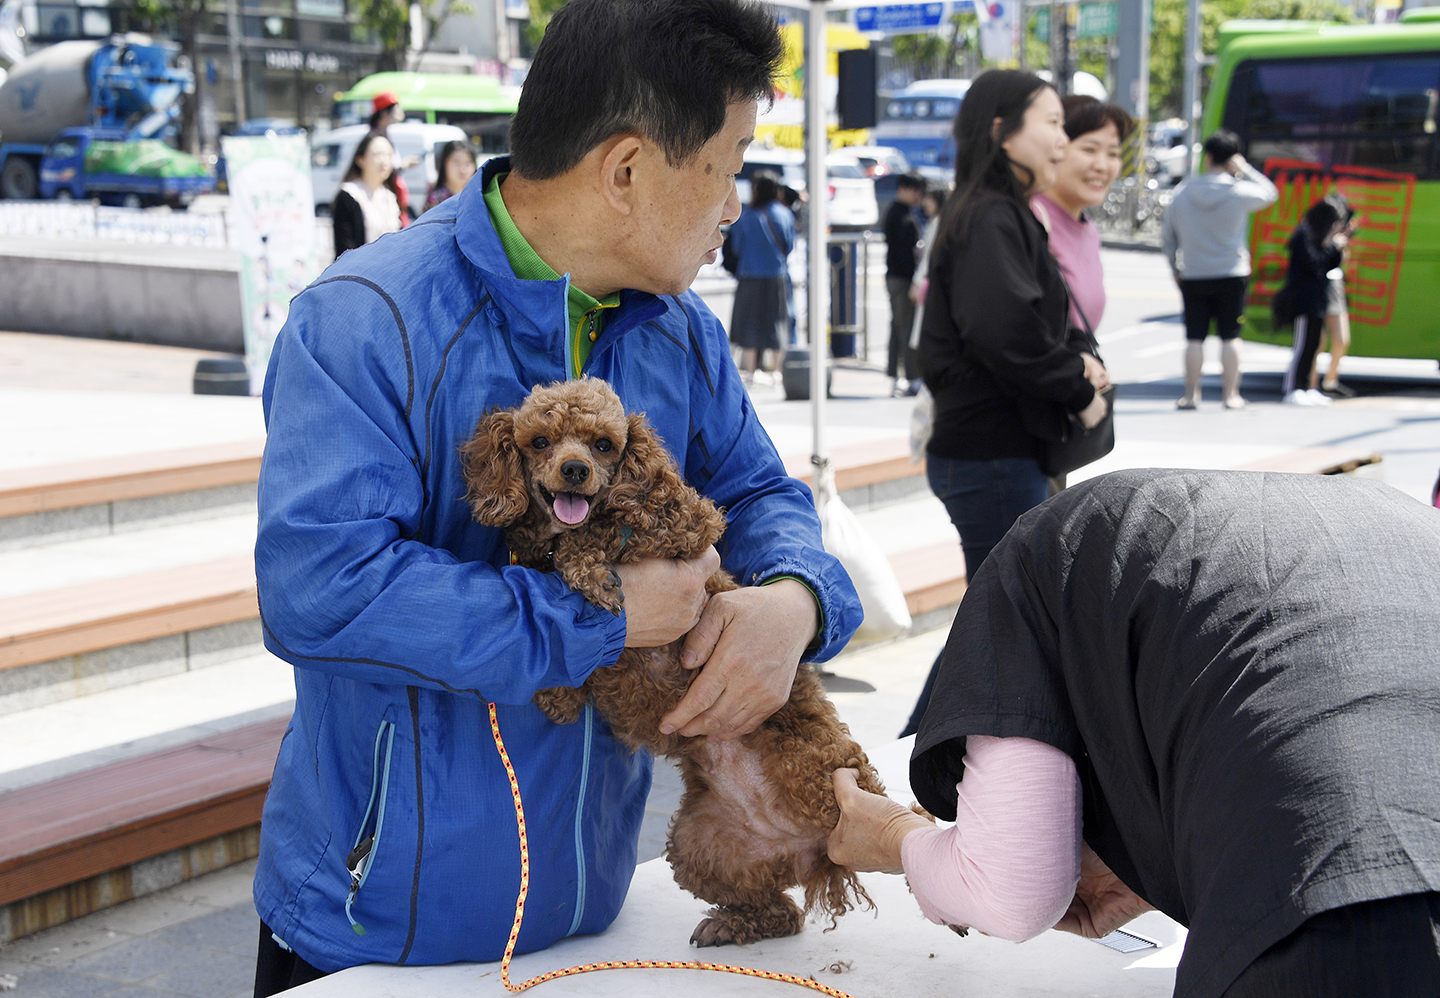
top-left (855, 2), bottom-right (949, 33)
top-left (1078, 1), bottom-right (1117, 38)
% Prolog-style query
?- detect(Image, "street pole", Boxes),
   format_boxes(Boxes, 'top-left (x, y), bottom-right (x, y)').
top-left (805, 0), bottom-right (830, 515)
top-left (225, 0), bottom-right (246, 125)
top-left (1182, 0), bottom-right (1200, 161)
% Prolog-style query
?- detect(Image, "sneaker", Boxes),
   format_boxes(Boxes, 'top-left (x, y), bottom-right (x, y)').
top-left (1322, 380), bottom-right (1357, 398)
top-left (1305, 389), bottom-right (1333, 406)
top-left (1283, 390), bottom-right (1316, 406)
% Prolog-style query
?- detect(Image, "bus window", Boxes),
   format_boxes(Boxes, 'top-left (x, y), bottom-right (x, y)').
top-left (1226, 54), bottom-right (1440, 176)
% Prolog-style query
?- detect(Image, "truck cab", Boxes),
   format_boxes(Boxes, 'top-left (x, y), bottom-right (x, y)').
top-left (38, 126), bottom-right (215, 207)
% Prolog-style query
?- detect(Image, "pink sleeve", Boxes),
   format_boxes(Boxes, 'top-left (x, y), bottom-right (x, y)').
top-left (899, 735), bottom-right (1081, 941)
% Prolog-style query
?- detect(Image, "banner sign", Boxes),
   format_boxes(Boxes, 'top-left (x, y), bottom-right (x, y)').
top-left (855, 2), bottom-right (947, 33)
top-left (221, 134), bottom-right (322, 395)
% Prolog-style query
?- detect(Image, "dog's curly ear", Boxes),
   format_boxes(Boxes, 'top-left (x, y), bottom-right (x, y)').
top-left (610, 413), bottom-right (725, 552)
top-left (461, 409), bottom-right (529, 526)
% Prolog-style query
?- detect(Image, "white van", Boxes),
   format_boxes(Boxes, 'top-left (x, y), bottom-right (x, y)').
top-left (311, 121), bottom-right (471, 217)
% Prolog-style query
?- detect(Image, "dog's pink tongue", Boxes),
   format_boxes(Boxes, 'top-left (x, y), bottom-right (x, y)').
top-left (553, 492), bottom-right (590, 525)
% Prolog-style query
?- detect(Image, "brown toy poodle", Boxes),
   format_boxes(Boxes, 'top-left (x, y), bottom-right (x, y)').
top-left (462, 376), bottom-right (886, 947)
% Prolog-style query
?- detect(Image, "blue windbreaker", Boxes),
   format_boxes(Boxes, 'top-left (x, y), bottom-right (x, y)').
top-left (253, 157), bottom-right (862, 972)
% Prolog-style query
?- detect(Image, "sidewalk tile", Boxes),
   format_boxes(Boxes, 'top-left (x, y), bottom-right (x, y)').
top-left (66, 938), bottom-right (205, 982)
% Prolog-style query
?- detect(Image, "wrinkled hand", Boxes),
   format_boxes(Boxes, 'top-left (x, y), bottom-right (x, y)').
top-left (1077, 390), bottom-right (1109, 430)
top-left (658, 578), bottom-right (817, 740)
top-left (615, 548), bottom-right (720, 648)
top-left (826, 768), bottom-right (933, 875)
top-left (1054, 842), bottom-right (1154, 938)
top-left (1080, 352), bottom-right (1109, 391)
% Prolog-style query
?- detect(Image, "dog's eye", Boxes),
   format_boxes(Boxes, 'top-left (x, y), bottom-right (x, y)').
top-left (530, 436), bottom-right (549, 450)
top-left (594, 438), bottom-right (613, 454)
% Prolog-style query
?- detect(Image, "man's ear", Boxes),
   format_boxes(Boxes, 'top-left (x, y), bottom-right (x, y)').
top-left (599, 135), bottom-right (646, 216)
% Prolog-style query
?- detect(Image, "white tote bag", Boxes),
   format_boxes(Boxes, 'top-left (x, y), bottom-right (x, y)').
top-left (817, 470), bottom-right (912, 644)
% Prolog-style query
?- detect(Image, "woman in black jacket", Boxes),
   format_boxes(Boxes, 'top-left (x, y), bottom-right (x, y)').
top-left (1281, 194), bottom-right (1350, 406)
top-left (903, 69), bottom-right (1108, 735)
top-left (331, 132), bottom-right (402, 258)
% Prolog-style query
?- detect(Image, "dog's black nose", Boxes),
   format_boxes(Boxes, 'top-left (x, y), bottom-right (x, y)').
top-left (560, 460), bottom-right (590, 486)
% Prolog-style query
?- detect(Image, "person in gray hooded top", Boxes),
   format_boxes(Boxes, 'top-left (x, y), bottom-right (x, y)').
top-left (1161, 129), bottom-right (1277, 411)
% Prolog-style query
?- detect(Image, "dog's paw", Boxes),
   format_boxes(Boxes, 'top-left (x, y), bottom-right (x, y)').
top-left (533, 686), bottom-right (587, 725)
top-left (690, 915), bottom-right (754, 948)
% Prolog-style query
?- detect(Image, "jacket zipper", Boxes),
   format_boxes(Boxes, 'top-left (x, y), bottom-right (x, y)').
top-left (566, 703), bottom-right (594, 937)
top-left (345, 719), bottom-right (397, 936)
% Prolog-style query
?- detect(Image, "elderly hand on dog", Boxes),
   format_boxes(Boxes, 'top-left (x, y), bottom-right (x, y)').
top-left (641, 576), bottom-right (818, 741)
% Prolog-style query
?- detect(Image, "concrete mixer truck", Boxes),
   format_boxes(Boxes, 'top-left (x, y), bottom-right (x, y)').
top-left (0, 34), bottom-right (213, 205)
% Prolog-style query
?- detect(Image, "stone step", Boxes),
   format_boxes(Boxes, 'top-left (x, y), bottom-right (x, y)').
top-left (0, 557), bottom-right (259, 717)
top-left (0, 440), bottom-right (263, 551)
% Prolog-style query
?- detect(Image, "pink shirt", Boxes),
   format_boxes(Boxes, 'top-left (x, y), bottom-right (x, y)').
top-left (899, 735), bottom-right (1081, 941)
top-left (1032, 193), bottom-right (1105, 335)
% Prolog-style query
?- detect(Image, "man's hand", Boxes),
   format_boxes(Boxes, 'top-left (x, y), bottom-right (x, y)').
top-left (658, 578), bottom-right (818, 739)
top-left (615, 548), bottom-right (720, 647)
top-left (1225, 153), bottom-right (1250, 176)
top-left (1053, 842), bottom-right (1154, 938)
top-left (826, 768), bottom-right (934, 875)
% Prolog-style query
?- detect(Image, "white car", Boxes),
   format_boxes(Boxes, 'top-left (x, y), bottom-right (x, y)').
top-left (310, 121), bottom-right (472, 217)
top-left (736, 147), bottom-right (879, 229)
top-left (824, 152), bottom-right (880, 230)
top-left (735, 145), bottom-right (806, 205)
top-left (836, 144), bottom-right (912, 179)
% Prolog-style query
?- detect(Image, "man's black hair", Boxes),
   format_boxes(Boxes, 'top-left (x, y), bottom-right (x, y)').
top-left (896, 172), bottom-right (927, 193)
top-left (1203, 129), bottom-right (1242, 166)
top-left (508, 0), bottom-right (783, 179)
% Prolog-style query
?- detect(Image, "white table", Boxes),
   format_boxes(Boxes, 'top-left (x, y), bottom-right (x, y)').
top-left (291, 739), bottom-right (1186, 998)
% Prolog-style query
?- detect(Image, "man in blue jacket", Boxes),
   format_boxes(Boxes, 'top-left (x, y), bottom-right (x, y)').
top-left (250, 0), bottom-right (863, 992)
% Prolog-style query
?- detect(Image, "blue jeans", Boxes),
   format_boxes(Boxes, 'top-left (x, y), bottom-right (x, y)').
top-left (926, 454), bottom-right (1051, 579)
top-left (901, 454), bottom-right (1050, 738)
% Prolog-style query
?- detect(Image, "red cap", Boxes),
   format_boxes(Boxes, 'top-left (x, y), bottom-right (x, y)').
top-left (373, 90), bottom-right (400, 112)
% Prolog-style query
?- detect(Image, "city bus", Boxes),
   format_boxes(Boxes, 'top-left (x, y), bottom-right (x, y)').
top-left (1202, 18), bottom-right (1440, 360)
top-left (333, 72), bottom-right (520, 154)
top-left (872, 79), bottom-right (971, 181)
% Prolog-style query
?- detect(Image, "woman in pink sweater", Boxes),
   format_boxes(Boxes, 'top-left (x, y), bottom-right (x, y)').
top-left (1030, 96), bottom-right (1133, 342)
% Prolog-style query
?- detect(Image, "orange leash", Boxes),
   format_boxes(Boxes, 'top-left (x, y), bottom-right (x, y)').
top-left (487, 702), bottom-right (858, 997)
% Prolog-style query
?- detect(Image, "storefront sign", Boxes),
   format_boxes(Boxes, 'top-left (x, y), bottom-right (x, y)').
top-left (264, 48), bottom-right (342, 74)
top-left (296, 0), bottom-right (344, 16)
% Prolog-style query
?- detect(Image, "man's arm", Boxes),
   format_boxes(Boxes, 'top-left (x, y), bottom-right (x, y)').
top-left (257, 280), bottom-right (641, 703)
top-left (1227, 154), bottom-right (1278, 211)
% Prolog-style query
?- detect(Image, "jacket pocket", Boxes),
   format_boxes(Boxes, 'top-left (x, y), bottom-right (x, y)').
top-left (344, 718), bottom-right (397, 936)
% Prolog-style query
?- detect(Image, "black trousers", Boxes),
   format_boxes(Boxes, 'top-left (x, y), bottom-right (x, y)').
top-left (1224, 892), bottom-right (1440, 997)
top-left (1283, 313), bottom-right (1325, 396)
top-left (254, 922), bottom-right (328, 997)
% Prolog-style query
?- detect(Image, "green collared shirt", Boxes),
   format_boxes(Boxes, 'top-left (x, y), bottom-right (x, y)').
top-left (484, 171), bottom-right (621, 378)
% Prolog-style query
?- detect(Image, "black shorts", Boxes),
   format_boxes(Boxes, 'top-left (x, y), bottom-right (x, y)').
top-left (1179, 276), bottom-right (1249, 341)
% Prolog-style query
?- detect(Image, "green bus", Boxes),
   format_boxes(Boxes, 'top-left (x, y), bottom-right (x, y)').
top-left (334, 72), bottom-right (520, 154)
top-left (1202, 18), bottom-right (1440, 361)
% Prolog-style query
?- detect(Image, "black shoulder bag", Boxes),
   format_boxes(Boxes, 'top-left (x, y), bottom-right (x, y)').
top-left (1040, 283), bottom-right (1116, 478)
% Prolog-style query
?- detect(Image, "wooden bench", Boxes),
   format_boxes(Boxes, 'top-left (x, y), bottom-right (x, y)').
top-left (0, 716), bottom-right (287, 939)
top-left (0, 440), bottom-right (265, 519)
top-left (0, 556), bottom-right (257, 672)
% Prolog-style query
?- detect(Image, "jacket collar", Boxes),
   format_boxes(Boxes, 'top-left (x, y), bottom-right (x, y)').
top-left (455, 158), bottom-right (670, 357)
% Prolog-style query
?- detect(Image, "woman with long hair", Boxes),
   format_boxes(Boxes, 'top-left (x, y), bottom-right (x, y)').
top-left (1281, 193), bottom-right (1351, 406)
top-left (331, 132), bottom-right (403, 258)
top-left (424, 140), bottom-right (478, 212)
top-left (902, 70), bottom-right (1108, 736)
top-left (726, 168), bottom-right (795, 385)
